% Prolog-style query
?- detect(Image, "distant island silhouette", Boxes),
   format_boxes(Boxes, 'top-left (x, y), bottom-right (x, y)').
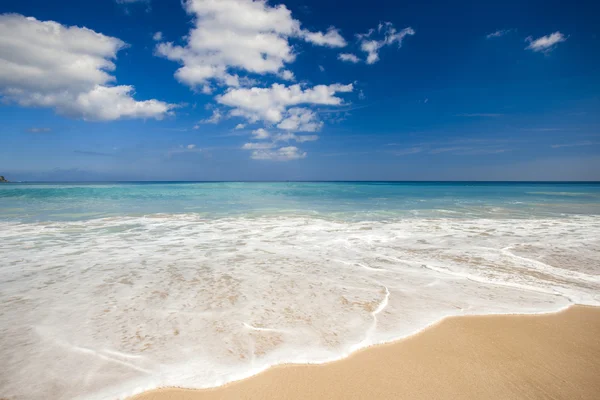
top-left (0, 176), bottom-right (8, 183)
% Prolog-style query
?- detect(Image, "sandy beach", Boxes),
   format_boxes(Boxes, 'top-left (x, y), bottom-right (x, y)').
top-left (132, 305), bottom-right (600, 400)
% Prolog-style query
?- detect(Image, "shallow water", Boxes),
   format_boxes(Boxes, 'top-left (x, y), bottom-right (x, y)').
top-left (1, 182), bottom-right (599, 399)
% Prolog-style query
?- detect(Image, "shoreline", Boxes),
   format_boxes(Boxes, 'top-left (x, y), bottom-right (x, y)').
top-left (129, 304), bottom-right (600, 400)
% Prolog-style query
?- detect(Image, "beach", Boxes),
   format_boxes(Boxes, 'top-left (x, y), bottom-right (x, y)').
top-left (1, 182), bottom-right (600, 399)
top-left (133, 305), bottom-right (600, 400)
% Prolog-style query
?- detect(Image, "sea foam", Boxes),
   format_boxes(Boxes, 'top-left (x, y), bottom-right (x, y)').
top-left (1, 214), bottom-right (599, 399)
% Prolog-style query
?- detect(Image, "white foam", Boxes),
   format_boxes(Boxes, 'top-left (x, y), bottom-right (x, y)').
top-left (1, 215), bottom-right (599, 399)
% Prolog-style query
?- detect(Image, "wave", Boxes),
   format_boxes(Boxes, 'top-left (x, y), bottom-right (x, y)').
top-left (0, 214), bottom-right (599, 399)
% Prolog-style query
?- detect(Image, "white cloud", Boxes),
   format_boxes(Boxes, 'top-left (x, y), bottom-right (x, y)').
top-left (251, 128), bottom-right (271, 139)
top-left (155, 0), bottom-right (346, 89)
top-left (243, 128), bottom-right (318, 161)
top-left (201, 109), bottom-right (223, 123)
top-left (168, 144), bottom-right (202, 157)
top-left (274, 132), bottom-right (319, 143)
top-left (242, 142), bottom-right (275, 150)
top-left (216, 82), bottom-right (353, 124)
top-left (357, 22), bottom-right (415, 64)
top-left (249, 146), bottom-right (307, 161)
top-left (318, 65), bottom-right (325, 72)
top-left (551, 141), bottom-right (598, 148)
top-left (235, 123), bottom-right (246, 130)
top-left (525, 32), bottom-right (567, 53)
top-left (276, 107), bottom-right (323, 132)
top-left (27, 127), bottom-right (52, 133)
top-left (300, 27), bottom-right (346, 47)
top-left (152, 31), bottom-right (163, 41)
top-left (279, 69), bottom-right (295, 81)
top-left (338, 53), bottom-right (360, 63)
top-left (486, 29), bottom-right (512, 39)
top-left (0, 14), bottom-right (174, 121)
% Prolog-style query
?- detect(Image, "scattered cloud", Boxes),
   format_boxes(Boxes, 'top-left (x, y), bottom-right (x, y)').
top-left (279, 69), bottom-right (296, 81)
top-left (152, 31), bottom-right (163, 41)
top-left (551, 141), bottom-right (599, 148)
top-left (155, 0), bottom-right (346, 91)
top-left (525, 32), bottom-right (567, 53)
top-left (390, 138), bottom-right (512, 156)
top-left (242, 142), bottom-right (275, 150)
top-left (27, 127), bottom-right (52, 133)
top-left (251, 128), bottom-right (271, 140)
top-left (393, 147), bottom-right (423, 155)
top-left (455, 113), bottom-right (503, 117)
top-left (522, 127), bottom-right (563, 132)
top-left (242, 128), bottom-right (318, 161)
top-left (486, 29), bottom-right (513, 39)
top-left (0, 14), bottom-right (174, 121)
top-left (357, 22), bottom-right (415, 64)
top-left (216, 83), bottom-right (353, 125)
top-left (200, 109), bottom-right (223, 124)
top-left (168, 144), bottom-right (202, 157)
top-left (277, 107), bottom-right (323, 132)
top-left (234, 123), bottom-right (246, 130)
top-left (73, 150), bottom-right (114, 157)
top-left (338, 53), bottom-right (360, 63)
top-left (300, 27), bottom-right (346, 47)
top-left (274, 133), bottom-right (319, 143)
top-left (249, 146), bottom-right (307, 161)
top-left (115, 0), bottom-right (151, 14)
top-left (318, 65), bottom-right (325, 72)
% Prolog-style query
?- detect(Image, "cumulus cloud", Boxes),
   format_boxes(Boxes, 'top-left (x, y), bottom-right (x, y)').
top-left (152, 31), bottom-right (163, 41)
top-left (357, 22), bottom-right (415, 64)
top-left (279, 69), bottom-right (295, 81)
top-left (216, 82), bottom-right (353, 124)
top-left (525, 32), bottom-right (567, 53)
top-left (276, 107), bottom-right (323, 132)
top-left (235, 123), bottom-right (246, 130)
top-left (338, 53), bottom-right (360, 63)
top-left (251, 128), bottom-right (271, 139)
top-left (300, 27), bottom-right (346, 47)
top-left (0, 14), bottom-right (174, 121)
top-left (155, 0), bottom-right (347, 90)
top-left (242, 127), bottom-right (318, 161)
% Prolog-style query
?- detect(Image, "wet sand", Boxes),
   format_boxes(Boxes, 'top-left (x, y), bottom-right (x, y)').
top-left (132, 305), bottom-right (600, 400)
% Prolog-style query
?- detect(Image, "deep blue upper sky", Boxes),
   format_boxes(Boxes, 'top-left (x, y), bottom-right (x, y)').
top-left (0, 0), bottom-right (599, 181)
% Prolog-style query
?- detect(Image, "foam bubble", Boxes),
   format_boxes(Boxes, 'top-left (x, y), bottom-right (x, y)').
top-left (0, 215), bottom-right (599, 399)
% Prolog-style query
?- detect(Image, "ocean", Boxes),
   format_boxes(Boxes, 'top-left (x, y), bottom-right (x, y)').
top-left (1, 182), bottom-right (599, 399)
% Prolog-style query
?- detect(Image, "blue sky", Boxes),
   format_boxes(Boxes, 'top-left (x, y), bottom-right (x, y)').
top-left (0, 0), bottom-right (599, 181)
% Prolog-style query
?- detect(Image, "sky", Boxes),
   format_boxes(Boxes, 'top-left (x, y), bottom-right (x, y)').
top-left (0, 0), bottom-right (599, 181)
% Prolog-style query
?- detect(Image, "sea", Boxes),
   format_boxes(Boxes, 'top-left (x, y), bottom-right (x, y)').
top-left (1, 182), bottom-right (599, 399)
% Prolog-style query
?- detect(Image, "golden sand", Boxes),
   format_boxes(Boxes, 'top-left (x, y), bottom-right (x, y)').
top-left (132, 305), bottom-right (600, 400)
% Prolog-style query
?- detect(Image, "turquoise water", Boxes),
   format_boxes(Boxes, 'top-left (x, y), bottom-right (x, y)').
top-left (1, 182), bottom-right (600, 221)
top-left (1, 182), bottom-right (600, 399)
